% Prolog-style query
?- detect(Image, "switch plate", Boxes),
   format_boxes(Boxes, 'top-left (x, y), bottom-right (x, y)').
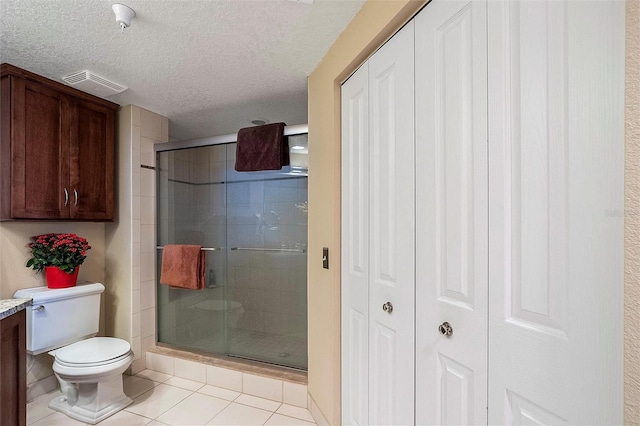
top-left (323, 247), bottom-right (329, 269)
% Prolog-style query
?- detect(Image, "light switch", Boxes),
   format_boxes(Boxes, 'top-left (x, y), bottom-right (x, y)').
top-left (322, 247), bottom-right (329, 269)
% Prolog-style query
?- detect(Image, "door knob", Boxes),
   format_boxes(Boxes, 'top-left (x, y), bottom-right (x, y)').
top-left (382, 302), bottom-right (393, 314)
top-left (438, 321), bottom-right (453, 337)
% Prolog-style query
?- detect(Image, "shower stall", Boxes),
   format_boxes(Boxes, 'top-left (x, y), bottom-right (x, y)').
top-left (155, 128), bottom-right (308, 370)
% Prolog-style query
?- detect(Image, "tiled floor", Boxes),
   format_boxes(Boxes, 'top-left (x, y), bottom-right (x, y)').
top-left (27, 370), bottom-right (316, 426)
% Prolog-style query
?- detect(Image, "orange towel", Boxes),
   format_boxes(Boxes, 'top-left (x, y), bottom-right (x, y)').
top-left (160, 245), bottom-right (205, 290)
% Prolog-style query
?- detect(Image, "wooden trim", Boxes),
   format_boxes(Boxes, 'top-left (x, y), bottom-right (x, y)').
top-left (1, 63), bottom-right (120, 111)
top-left (9, 76), bottom-right (26, 217)
top-left (0, 75), bottom-right (11, 219)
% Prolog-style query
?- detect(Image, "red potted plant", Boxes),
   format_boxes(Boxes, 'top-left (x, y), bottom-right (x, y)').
top-left (26, 233), bottom-right (91, 288)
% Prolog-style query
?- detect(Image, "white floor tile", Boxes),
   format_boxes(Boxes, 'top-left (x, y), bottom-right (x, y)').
top-left (206, 402), bottom-right (272, 425)
top-left (165, 376), bottom-right (206, 391)
top-left (125, 383), bottom-right (192, 419)
top-left (30, 412), bottom-right (87, 425)
top-left (198, 385), bottom-right (241, 401)
top-left (235, 394), bottom-right (281, 412)
top-left (124, 375), bottom-right (160, 399)
top-left (28, 372), bottom-right (310, 426)
top-left (135, 369), bottom-right (173, 383)
top-left (27, 391), bottom-right (61, 425)
top-left (275, 405), bottom-right (315, 423)
top-left (156, 392), bottom-right (231, 426)
top-left (97, 410), bottom-right (153, 425)
top-left (264, 413), bottom-right (315, 426)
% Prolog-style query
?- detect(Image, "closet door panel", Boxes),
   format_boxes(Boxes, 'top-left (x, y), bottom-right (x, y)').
top-left (488, 0), bottom-right (624, 423)
top-left (415, 0), bottom-right (488, 424)
top-left (368, 20), bottom-right (415, 426)
top-left (341, 63), bottom-right (370, 426)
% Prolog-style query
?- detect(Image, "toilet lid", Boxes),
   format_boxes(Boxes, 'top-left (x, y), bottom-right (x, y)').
top-left (55, 337), bottom-right (131, 366)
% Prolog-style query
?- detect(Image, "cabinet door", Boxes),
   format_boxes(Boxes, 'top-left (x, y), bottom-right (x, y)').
top-left (414, 0), bottom-right (488, 423)
top-left (10, 77), bottom-right (70, 219)
top-left (341, 62), bottom-right (370, 426)
top-left (69, 99), bottom-right (114, 220)
top-left (367, 20), bottom-right (415, 426)
top-left (0, 310), bottom-right (27, 426)
top-left (341, 21), bottom-right (415, 426)
top-left (487, 0), bottom-right (624, 423)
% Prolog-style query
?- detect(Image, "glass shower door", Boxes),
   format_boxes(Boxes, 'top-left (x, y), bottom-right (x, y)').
top-left (156, 136), bottom-right (308, 370)
top-left (156, 145), bottom-right (229, 355)
top-left (225, 140), bottom-right (308, 370)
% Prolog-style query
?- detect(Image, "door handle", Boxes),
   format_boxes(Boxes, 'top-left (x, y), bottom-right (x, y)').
top-left (73, 189), bottom-right (78, 207)
top-left (382, 302), bottom-right (393, 314)
top-left (63, 188), bottom-right (69, 207)
top-left (438, 321), bottom-right (453, 337)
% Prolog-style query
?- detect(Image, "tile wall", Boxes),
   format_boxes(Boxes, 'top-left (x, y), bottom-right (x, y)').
top-left (145, 351), bottom-right (309, 409)
top-left (107, 105), bottom-right (168, 374)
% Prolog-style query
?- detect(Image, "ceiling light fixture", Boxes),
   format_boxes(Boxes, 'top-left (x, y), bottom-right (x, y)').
top-left (112, 3), bottom-right (136, 33)
top-left (291, 146), bottom-right (305, 150)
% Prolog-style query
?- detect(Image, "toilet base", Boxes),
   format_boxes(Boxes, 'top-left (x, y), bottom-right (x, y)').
top-left (49, 374), bottom-right (133, 424)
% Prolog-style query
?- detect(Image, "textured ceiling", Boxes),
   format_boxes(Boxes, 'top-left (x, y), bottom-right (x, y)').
top-left (0, 0), bottom-right (364, 140)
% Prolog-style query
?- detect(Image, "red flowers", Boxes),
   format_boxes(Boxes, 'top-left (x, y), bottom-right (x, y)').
top-left (26, 233), bottom-right (91, 274)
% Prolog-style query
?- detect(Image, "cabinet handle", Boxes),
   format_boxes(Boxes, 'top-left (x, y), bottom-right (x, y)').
top-left (73, 189), bottom-right (78, 207)
top-left (63, 188), bottom-right (69, 206)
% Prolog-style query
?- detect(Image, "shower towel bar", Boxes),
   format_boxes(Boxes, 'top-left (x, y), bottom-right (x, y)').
top-left (230, 247), bottom-right (306, 253)
top-left (156, 246), bottom-right (222, 251)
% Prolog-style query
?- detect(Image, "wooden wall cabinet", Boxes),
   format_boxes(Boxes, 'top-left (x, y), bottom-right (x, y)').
top-left (1, 63), bottom-right (118, 221)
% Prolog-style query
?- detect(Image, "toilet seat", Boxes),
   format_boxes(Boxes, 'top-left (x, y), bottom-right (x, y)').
top-left (54, 337), bottom-right (131, 367)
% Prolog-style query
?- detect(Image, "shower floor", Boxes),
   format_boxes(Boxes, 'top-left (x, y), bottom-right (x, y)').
top-left (193, 328), bottom-right (307, 370)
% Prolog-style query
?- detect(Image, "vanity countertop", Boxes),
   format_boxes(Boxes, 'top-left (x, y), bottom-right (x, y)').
top-left (0, 298), bottom-right (32, 320)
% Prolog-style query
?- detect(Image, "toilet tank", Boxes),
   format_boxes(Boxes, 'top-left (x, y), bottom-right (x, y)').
top-left (13, 282), bottom-right (105, 355)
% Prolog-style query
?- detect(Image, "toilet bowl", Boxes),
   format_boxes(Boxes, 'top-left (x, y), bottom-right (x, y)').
top-left (13, 283), bottom-right (134, 424)
top-left (48, 337), bottom-right (134, 424)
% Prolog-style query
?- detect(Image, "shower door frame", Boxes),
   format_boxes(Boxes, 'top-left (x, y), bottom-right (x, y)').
top-left (155, 124), bottom-right (309, 154)
top-left (154, 124), bottom-right (309, 369)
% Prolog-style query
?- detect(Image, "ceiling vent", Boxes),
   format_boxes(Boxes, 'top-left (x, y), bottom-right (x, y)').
top-left (61, 71), bottom-right (127, 97)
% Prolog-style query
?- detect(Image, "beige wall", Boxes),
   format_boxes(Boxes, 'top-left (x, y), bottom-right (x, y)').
top-left (625, 0), bottom-right (640, 423)
top-left (307, 1), bottom-right (426, 423)
top-left (307, 0), bottom-right (639, 424)
top-left (0, 221), bottom-right (106, 392)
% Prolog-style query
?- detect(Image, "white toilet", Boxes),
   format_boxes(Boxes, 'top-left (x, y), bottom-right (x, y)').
top-left (14, 282), bottom-right (134, 424)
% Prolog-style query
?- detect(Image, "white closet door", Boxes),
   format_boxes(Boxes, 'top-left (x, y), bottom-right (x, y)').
top-left (341, 62), bottom-right (370, 426)
top-left (367, 20), bottom-right (416, 426)
top-left (414, 0), bottom-right (488, 424)
top-left (487, 0), bottom-right (624, 423)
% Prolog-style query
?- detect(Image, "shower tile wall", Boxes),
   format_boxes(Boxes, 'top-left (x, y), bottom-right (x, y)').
top-left (111, 105), bottom-right (168, 375)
